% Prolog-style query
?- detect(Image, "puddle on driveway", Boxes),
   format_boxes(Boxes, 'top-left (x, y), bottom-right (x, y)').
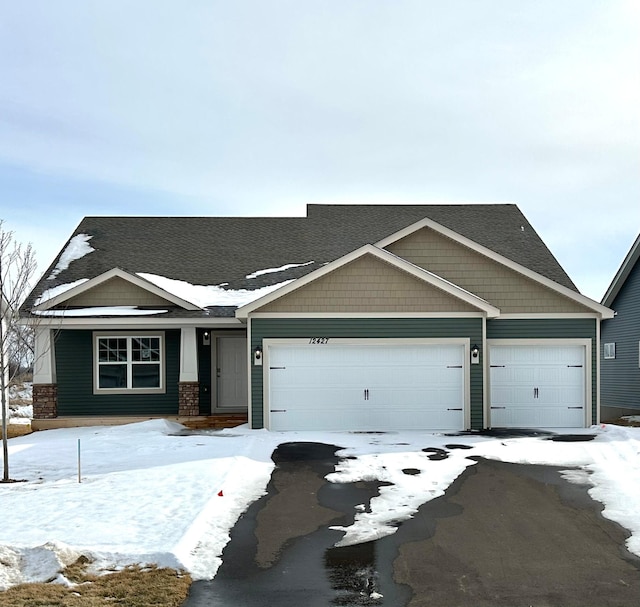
top-left (182, 443), bottom-right (639, 607)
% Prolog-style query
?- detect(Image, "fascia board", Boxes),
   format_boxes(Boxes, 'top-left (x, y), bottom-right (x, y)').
top-left (33, 268), bottom-right (202, 311)
top-left (376, 217), bottom-right (615, 319)
top-left (601, 233), bottom-right (640, 307)
top-left (236, 244), bottom-right (500, 319)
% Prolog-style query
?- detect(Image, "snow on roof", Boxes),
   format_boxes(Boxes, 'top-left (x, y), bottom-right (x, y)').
top-left (33, 306), bottom-right (168, 317)
top-left (245, 261), bottom-right (314, 279)
top-left (35, 279), bottom-right (89, 306)
top-left (47, 234), bottom-right (95, 280)
top-left (138, 273), bottom-right (294, 307)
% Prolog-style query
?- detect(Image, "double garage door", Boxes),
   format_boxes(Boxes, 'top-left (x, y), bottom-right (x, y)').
top-left (267, 341), bottom-right (466, 431)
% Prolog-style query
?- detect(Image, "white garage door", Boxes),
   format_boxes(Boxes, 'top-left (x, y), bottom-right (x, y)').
top-left (267, 342), bottom-right (466, 431)
top-left (489, 344), bottom-right (587, 428)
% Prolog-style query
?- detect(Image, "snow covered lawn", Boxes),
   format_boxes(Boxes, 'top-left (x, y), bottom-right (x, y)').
top-left (0, 420), bottom-right (639, 590)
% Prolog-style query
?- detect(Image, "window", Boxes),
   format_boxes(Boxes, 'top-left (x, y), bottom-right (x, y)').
top-left (604, 342), bottom-right (616, 360)
top-left (94, 333), bottom-right (164, 393)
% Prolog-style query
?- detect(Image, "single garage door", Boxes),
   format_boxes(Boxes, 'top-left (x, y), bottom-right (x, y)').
top-left (267, 342), bottom-right (466, 431)
top-left (489, 344), bottom-right (587, 428)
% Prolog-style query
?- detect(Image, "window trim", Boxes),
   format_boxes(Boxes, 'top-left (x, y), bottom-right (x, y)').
top-left (93, 331), bottom-right (166, 395)
top-left (603, 342), bottom-right (616, 360)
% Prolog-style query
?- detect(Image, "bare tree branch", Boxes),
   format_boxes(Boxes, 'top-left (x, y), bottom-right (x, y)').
top-left (0, 220), bottom-right (37, 482)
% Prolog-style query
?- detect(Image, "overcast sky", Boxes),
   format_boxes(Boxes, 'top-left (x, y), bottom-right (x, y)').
top-left (1, 0), bottom-right (638, 301)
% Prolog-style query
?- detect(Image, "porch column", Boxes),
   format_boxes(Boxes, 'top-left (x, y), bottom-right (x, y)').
top-left (178, 327), bottom-right (199, 416)
top-left (32, 328), bottom-right (58, 419)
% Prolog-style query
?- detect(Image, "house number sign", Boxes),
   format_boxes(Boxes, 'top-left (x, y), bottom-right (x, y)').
top-left (309, 337), bottom-right (330, 344)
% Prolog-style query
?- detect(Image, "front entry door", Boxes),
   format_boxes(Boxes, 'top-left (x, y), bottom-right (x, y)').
top-left (216, 336), bottom-right (248, 410)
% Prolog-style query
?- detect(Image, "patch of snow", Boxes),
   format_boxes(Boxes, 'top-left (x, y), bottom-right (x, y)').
top-left (47, 235), bottom-right (95, 279)
top-left (138, 272), bottom-right (294, 307)
top-left (245, 261), bottom-right (314, 279)
top-left (33, 306), bottom-right (168, 317)
top-left (0, 422), bottom-right (638, 590)
top-left (35, 279), bottom-right (89, 306)
top-left (8, 383), bottom-right (32, 404)
top-left (23, 542), bottom-right (83, 584)
top-left (8, 412), bottom-right (32, 424)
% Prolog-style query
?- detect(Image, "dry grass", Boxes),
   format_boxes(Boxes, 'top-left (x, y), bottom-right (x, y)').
top-left (602, 416), bottom-right (640, 427)
top-left (0, 425), bottom-right (32, 440)
top-left (0, 559), bottom-right (192, 607)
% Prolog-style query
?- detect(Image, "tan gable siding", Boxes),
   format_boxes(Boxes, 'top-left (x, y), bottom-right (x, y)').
top-left (386, 228), bottom-right (591, 314)
top-left (257, 254), bottom-right (479, 313)
top-left (64, 277), bottom-right (174, 307)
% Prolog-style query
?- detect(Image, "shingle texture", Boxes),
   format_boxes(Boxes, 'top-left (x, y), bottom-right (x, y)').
top-left (23, 204), bottom-right (577, 316)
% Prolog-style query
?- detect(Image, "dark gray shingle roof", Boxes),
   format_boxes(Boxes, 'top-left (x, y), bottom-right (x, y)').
top-left (24, 204), bottom-right (577, 314)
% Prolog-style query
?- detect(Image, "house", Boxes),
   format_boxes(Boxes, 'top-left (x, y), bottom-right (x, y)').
top-left (601, 232), bottom-right (640, 420)
top-left (21, 204), bottom-right (613, 432)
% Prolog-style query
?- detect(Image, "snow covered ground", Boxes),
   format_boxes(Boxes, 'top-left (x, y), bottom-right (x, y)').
top-left (0, 420), bottom-right (639, 590)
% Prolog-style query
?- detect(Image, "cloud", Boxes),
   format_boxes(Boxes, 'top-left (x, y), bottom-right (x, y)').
top-left (0, 1), bottom-right (638, 300)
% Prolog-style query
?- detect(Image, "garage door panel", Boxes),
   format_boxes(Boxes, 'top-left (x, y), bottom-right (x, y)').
top-left (491, 406), bottom-right (582, 428)
top-left (267, 343), bottom-right (465, 431)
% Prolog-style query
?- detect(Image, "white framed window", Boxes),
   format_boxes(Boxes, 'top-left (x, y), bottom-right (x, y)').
top-left (603, 342), bottom-right (616, 360)
top-left (94, 332), bottom-right (165, 394)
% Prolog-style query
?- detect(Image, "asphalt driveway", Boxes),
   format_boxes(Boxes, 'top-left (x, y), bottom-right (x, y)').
top-left (183, 441), bottom-right (640, 607)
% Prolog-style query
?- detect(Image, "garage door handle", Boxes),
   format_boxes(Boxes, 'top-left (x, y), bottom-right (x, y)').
top-left (270, 409), bottom-right (287, 413)
top-left (491, 406), bottom-right (506, 409)
top-left (447, 408), bottom-right (463, 411)
top-left (567, 406), bottom-right (583, 409)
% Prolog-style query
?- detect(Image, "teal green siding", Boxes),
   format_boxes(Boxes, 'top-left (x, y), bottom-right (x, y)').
top-left (486, 318), bottom-right (599, 424)
top-left (250, 317), bottom-right (483, 430)
top-left (55, 329), bottom-right (181, 416)
top-left (197, 329), bottom-right (212, 415)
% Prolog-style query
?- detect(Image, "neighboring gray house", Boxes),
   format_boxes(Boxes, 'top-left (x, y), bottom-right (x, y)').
top-left (601, 233), bottom-right (640, 419)
top-left (21, 204), bottom-right (613, 432)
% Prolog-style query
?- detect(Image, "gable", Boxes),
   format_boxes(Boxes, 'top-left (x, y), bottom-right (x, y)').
top-left (61, 276), bottom-right (177, 308)
top-left (605, 252), bottom-right (640, 316)
top-left (602, 232), bottom-right (640, 308)
top-left (255, 253), bottom-right (481, 314)
top-left (386, 227), bottom-right (595, 314)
